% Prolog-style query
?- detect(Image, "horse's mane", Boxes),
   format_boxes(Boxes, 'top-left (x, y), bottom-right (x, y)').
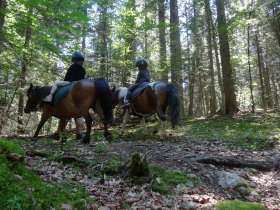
top-left (28, 85), bottom-right (52, 107)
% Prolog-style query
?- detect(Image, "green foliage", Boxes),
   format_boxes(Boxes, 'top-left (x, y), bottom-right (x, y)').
top-left (216, 200), bottom-right (267, 210)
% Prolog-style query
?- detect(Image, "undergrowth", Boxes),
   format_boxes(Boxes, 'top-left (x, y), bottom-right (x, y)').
top-left (0, 138), bottom-right (93, 210)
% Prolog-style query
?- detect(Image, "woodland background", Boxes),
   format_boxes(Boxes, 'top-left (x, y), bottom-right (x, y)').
top-left (0, 0), bottom-right (280, 135)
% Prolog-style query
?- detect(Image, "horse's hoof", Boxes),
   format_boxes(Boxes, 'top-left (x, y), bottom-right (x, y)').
top-left (106, 135), bottom-right (112, 142)
top-left (82, 137), bottom-right (90, 144)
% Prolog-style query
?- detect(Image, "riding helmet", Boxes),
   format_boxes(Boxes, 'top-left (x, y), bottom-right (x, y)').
top-left (72, 52), bottom-right (85, 62)
top-left (135, 58), bottom-right (148, 68)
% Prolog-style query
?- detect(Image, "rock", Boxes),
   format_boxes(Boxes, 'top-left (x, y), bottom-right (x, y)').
top-left (255, 188), bottom-right (262, 194)
top-left (244, 168), bottom-right (257, 174)
top-left (188, 174), bottom-right (198, 179)
top-left (275, 181), bottom-right (280, 190)
top-left (185, 181), bottom-right (194, 187)
top-left (251, 191), bottom-right (260, 199)
top-left (216, 171), bottom-right (248, 189)
top-left (181, 199), bottom-right (195, 209)
top-left (237, 186), bottom-right (249, 195)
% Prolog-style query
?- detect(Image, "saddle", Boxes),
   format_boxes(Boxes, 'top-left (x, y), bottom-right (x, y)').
top-left (52, 81), bottom-right (76, 105)
top-left (130, 82), bottom-right (150, 103)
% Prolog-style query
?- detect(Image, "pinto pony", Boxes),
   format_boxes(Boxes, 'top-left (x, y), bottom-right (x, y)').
top-left (111, 82), bottom-right (180, 139)
top-left (24, 78), bottom-right (115, 144)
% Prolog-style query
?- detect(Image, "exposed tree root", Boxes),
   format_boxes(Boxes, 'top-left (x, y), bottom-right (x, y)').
top-left (190, 155), bottom-right (280, 171)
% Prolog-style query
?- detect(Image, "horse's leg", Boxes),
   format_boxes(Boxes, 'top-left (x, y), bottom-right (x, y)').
top-left (33, 112), bottom-right (51, 140)
top-left (119, 109), bottom-right (129, 136)
top-left (93, 102), bottom-right (112, 142)
top-left (139, 116), bottom-right (148, 135)
top-left (156, 107), bottom-right (168, 139)
top-left (59, 118), bottom-right (67, 143)
top-left (82, 111), bottom-right (92, 144)
top-left (153, 121), bottom-right (161, 134)
top-left (160, 120), bottom-right (168, 140)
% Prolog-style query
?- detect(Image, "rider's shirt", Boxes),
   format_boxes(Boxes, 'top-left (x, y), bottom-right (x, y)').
top-left (135, 69), bottom-right (150, 84)
top-left (64, 64), bottom-right (86, 82)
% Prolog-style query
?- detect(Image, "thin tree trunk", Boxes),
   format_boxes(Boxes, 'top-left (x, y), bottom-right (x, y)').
top-left (205, 0), bottom-right (216, 114)
top-left (216, 0), bottom-right (237, 114)
top-left (188, 59), bottom-right (194, 116)
top-left (271, 69), bottom-right (279, 109)
top-left (247, 5), bottom-right (255, 113)
top-left (0, 0), bottom-right (6, 50)
top-left (99, 6), bottom-right (107, 76)
top-left (255, 32), bottom-right (266, 110)
top-left (170, 0), bottom-right (184, 116)
top-left (158, 0), bottom-right (168, 83)
top-left (123, 0), bottom-right (135, 87)
top-left (17, 9), bottom-right (32, 134)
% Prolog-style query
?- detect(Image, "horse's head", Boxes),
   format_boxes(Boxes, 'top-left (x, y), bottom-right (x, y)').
top-left (24, 83), bottom-right (35, 114)
top-left (111, 86), bottom-right (118, 108)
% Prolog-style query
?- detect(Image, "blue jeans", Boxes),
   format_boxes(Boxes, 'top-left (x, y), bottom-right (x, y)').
top-left (125, 83), bottom-right (142, 102)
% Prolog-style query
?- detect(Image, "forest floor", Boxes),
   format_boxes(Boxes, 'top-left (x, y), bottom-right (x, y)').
top-left (2, 110), bottom-right (280, 209)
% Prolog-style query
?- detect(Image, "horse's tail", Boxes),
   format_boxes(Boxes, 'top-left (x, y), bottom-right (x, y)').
top-left (94, 78), bottom-right (115, 126)
top-left (166, 84), bottom-right (180, 127)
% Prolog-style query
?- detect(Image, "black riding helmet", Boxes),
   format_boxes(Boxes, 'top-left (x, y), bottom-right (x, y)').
top-left (135, 58), bottom-right (148, 69)
top-left (72, 52), bottom-right (84, 62)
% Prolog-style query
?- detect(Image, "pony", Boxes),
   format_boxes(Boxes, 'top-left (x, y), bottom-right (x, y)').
top-left (111, 82), bottom-right (180, 139)
top-left (24, 78), bottom-right (115, 144)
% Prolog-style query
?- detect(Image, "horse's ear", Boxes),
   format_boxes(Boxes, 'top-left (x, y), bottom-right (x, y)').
top-left (30, 83), bottom-right (34, 89)
top-left (112, 85), bottom-right (116, 92)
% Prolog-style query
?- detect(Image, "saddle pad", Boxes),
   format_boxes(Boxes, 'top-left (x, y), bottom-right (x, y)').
top-left (131, 82), bottom-right (150, 102)
top-left (53, 81), bottom-right (76, 105)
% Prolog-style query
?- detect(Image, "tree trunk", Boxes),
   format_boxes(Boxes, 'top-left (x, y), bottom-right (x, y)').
top-left (272, 6), bottom-right (280, 48)
top-left (17, 9), bottom-right (32, 134)
top-left (263, 57), bottom-right (273, 108)
top-left (216, 0), bottom-right (237, 114)
top-left (170, 0), bottom-right (184, 116)
top-left (205, 0), bottom-right (216, 114)
top-left (158, 0), bottom-right (168, 83)
top-left (0, 0), bottom-right (6, 50)
top-left (255, 32), bottom-right (266, 110)
top-left (123, 0), bottom-right (136, 87)
top-left (98, 6), bottom-right (108, 76)
top-left (188, 59), bottom-right (195, 116)
top-left (247, 5), bottom-right (255, 113)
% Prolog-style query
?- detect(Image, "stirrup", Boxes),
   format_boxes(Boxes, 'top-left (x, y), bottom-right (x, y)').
top-left (121, 103), bottom-right (130, 109)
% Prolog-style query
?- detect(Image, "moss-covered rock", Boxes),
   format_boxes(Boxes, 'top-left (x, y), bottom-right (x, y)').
top-left (216, 200), bottom-right (266, 210)
top-left (101, 156), bottom-right (123, 175)
top-left (0, 138), bottom-right (25, 157)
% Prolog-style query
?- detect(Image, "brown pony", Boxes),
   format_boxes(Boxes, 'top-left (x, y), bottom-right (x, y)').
top-left (24, 78), bottom-right (115, 144)
top-left (111, 82), bottom-right (180, 139)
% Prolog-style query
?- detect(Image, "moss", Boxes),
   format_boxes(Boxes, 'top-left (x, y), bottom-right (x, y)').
top-left (101, 156), bottom-right (123, 175)
top-left (132, 164), bottom-right (195, 195)
top-left (0, 154), bottom-right (93, 210)
top-left (216, 200), bottom-right (266, 210)
top-left (0, 138), bottom-right (25, 157)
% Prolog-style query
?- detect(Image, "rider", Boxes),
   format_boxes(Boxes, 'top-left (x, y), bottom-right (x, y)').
top-left (44, 52), bottom-right (86, 102)
top-left (122, 58), bottom-right (150, 109)
top-left (49, 52), bottom-right (86, 140)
